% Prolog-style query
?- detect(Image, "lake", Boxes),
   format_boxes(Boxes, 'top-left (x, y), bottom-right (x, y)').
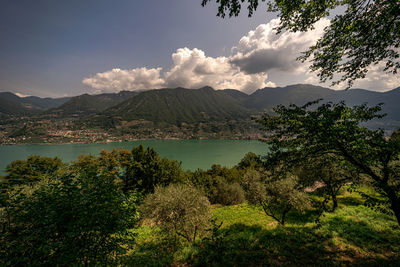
top-left (0, 139), bottom-right (269, 174)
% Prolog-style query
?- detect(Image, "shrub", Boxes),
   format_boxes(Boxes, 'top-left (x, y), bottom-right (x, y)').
top-left (140, 183), bottom-right (211, 243)
top-left (214, 178), bottom-right (245, 205)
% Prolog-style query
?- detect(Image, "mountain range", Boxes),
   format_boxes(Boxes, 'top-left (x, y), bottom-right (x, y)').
top-left (0, 92), bottom-right (70, 116)
top-left (1, 84), bottom-right (400, 143)
top-left (45, 91), bottom-right (138, 117)
top-left (98, 84), bottom-right (400, 130)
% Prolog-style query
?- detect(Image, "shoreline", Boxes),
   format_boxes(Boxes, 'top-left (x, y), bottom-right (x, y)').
top-left (0, 136), bottom-right (263, 146)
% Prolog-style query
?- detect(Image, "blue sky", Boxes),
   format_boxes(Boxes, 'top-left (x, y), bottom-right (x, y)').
top-left (0, 0), bottom-right (397, 97)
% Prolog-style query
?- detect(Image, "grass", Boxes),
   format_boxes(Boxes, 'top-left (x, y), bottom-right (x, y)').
top-left (124, 190), bottom-right (400, 266)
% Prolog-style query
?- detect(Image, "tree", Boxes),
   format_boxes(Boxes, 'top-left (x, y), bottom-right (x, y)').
top-left (214, 177), bottom-right (245, 205)
top-left (0, 155), bottom-right (139, 266)
top-left (2, 155), bottom-right (64, 187)
top-left (201, 0), bottom-right (400, 88)
top-left (98, 146), bottom-right (185, 194)
top-left (140, 184), bottom-right (211, 243)
top-left (258, 100), bottom-right (400, 225)
top-left (236, 152), bottom-right (263, 170)
top-left (186, 164), bottom-right (243, 204)
top-left (297, 154), bottom-right (358, 215)
top-left (241, 170), bottom-right (312, 225)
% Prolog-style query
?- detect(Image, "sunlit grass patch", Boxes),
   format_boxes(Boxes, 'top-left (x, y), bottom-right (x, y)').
top-left (127, 191), bottom-right (400, 266)
top-left (211, 203), bottom-right (274, 229)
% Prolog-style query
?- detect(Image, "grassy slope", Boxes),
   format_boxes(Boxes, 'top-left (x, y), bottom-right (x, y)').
top-left (128, 190), bottom-right (400, 266)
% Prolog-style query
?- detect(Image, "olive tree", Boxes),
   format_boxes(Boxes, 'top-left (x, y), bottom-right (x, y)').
top-left (241, 170), bottom-right (312, 225)
top-left (140, 183), bottom-right (211, 243)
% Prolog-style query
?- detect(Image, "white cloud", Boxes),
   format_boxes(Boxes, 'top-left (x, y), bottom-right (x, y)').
top-left (303, 62), bottom-right (400, 92)
top-left (352, 63), bottom-right (400, 91)
top-left (231, 18), bottom-right (330, 75)
top-left (164, 47), bottom-right (274, 93)
top-left (82, 17), bottom-right (398, 94)
top-left (82, 67), bottom-right (165, 93)
top-left (82, 47), bottom-right (274, 94)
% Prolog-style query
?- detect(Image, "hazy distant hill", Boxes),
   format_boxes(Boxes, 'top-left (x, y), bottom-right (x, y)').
top-left (242, 84), bottom-right (400, 129)
top-left (46, 91), bottom-right (138, 117)
top-left (22, 95), bottom-right (71, 110)
top-left (101, 86), bottom-right (250, 124)
top-left (243, 84), bottom-right (335, 112)
top-left (0, 92), bottom-right (70, 116)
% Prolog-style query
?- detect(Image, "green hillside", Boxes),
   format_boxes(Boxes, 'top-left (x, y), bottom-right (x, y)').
top-left (103, 86), bottom-right (250, 124)
top-left (47, 91), bottom-right (138, 117)
top-left (99, 84), bottom-right (400, 130)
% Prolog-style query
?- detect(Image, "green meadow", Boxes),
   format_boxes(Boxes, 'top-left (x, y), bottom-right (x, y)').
top-left (128, 189), bottom-right (400, 266)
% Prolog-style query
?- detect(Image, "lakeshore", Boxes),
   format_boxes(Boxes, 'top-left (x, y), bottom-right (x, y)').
top-left (0, 139), bottom-right (268, 174)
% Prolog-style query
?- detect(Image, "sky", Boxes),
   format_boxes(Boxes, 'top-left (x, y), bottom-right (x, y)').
top-left (0, 0), bottom-right (398, 98)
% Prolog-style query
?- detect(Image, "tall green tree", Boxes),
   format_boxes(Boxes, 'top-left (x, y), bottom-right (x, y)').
top-left (0, 155), bottom-right (139, 266)
top-left (258, 100), bottom-right (400, 225)
top-left (99, 145), bottom-right (185, 194)
top-left (201, 0), bottom-right (400, 88)
top-left (2, 155), bottom-right (64, 186)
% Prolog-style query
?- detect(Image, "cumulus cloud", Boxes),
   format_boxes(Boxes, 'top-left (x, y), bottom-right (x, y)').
top-left (83, 47), bottom-right (274, 94)
top-left (82, 18), bottom-right (327, 94)
top-left (82, 17), bottom-right (397, 94)
top-left (82, 67), bottom-right (165, 93)
top-left (231, 18), bottom-right (329, 75)
top-left (303, 62), bottom-right (400, 92)
top-left (352, 63), bottom-right (400, 91)
top-left (163, 47), bottom-right (274, 93)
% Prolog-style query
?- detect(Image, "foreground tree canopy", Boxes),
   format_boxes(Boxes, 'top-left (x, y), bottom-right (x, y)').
top-left (1, 156), bottom-right (139, 265)
top-left (201, 0), bottom-right (400, 87)
top-left (258, 100), bottom-right (400, 225)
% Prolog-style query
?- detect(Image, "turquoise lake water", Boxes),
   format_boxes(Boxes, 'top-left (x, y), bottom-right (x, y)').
top-left (0, 140), bottom-right (269, 174)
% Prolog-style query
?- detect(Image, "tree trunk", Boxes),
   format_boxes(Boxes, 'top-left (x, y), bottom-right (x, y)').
top-left (332, 193), bottom-right (338, 211)
top-left (389, 194), bottom-right (400, 226)
top-left (384, 186), bottom-right (400, 226)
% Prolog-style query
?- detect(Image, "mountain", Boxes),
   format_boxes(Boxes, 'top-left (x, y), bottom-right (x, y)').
top-left (2, 84), bottom-right (400, 144)
top-left (101, 86), bottom-right (250, 124)
top-left (0, 92), bottom-right (70, 116)
top-left (243, 84), bottom-right (400, 128)
top-left (46, 91), bottom-right (138, 117)
top-left (87, 84), bottom-right (400, 131)
top-left (223, 89), bottom-right (250, 103)
top-left (243, 84), bottom-right (335, 112)
top-left (22, 96), bottom-right (71, 110)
